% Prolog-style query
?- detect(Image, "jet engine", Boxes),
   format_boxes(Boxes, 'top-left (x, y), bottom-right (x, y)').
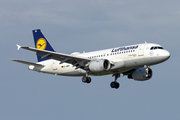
top-left (89, 59), bottom-right (111, 72)
top-left (128, 67), bottom-right (152, 81)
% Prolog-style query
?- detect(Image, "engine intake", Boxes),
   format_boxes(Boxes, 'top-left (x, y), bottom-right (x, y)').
top-left (89, 59), bottom-right (111, 72)
top-left (128, 67), bottom-right (152, 81)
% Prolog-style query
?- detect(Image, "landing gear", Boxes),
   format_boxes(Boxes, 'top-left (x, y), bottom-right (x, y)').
top-left (81, 71), bottom-right (121, 89)
top-left (111, 73), bottom-right (120, 89)
top-left (82, 76), bottom-right (91, 83)
top-left (110, 82), bottom-right (120, 89)
top-left (82, 71), bottom-right (91, 84)
top-left (144, 65), bottom-right (150, 77)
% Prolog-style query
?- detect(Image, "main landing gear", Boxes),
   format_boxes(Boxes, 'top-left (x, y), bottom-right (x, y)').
top-left (110, 74), bottom-right (120, 89)
top-left (82, 76), bottom-right (91, 83)
top-left (81, 72), bottom-right (121, 89)
top-left (82, 71), bottom-right (91, 83)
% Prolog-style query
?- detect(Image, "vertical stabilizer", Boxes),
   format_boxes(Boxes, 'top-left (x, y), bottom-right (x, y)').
top-left (32, 29), bottom-right (55, 62)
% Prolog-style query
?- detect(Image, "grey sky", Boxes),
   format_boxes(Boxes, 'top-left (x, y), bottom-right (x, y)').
top-left (0, 0), bottom-right (179, 120)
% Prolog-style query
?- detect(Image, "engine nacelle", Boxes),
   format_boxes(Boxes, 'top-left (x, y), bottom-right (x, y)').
top-left (128, 67), bottom-right (153, 81)
top-left (89, 59), bottom-right (111, 72)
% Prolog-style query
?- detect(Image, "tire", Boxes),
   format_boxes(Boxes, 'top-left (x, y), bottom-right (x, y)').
top-left (110, 82), bottom-right (120, 89)
top-left (82, 76), bottom-right (87, 83)
top-left (115, 82), bottom-right (120, 89)
top-left (110, 82), bottom-right (116, 88)
top-left (86, 77), bottom-right (91, 83)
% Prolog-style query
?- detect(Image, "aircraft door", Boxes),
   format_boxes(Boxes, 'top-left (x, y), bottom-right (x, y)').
top-left (138, 45), bottom-right (145, 56)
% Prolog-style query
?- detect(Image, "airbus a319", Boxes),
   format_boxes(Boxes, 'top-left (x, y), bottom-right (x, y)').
top-left (12, 29), bottom-right (170, 89)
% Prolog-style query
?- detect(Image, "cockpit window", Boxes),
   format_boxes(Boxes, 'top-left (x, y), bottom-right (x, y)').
top-left (150, 47), bottom-right (154, 50)
top-left (158, 47), bottom-right (163, 49)
top-left (154, 47), bottom-right (158, 49)
top-left (150, 46), bottom-right (164, 50)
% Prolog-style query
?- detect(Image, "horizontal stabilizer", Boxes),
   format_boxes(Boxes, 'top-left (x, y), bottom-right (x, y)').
top-left (11, 59), bottom-right (44, 67)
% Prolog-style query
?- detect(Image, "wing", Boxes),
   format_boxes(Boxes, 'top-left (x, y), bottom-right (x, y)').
top-left (17, 45), bottom-right (91, 69)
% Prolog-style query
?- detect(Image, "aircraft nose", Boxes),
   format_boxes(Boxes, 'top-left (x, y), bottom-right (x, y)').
top-left (162, 50), bottom-right (170, 60)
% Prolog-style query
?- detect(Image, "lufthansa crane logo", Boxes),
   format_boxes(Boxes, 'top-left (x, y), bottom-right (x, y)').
top-left (36, 38), bottom-right (47, 50)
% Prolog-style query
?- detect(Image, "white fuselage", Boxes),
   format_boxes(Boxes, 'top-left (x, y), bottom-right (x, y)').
top-left (29, 43), bottom-right (170, 76)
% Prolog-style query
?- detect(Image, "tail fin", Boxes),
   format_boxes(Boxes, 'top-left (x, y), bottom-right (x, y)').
top-left (32, 29), bottom-right (55, 62)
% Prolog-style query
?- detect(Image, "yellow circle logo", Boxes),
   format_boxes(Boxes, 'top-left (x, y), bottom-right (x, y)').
top-left (36, 38), bottom-right (47, 50)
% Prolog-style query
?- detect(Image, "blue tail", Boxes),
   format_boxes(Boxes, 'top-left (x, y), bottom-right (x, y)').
top-left (32, 29), bottom-right (55, 62)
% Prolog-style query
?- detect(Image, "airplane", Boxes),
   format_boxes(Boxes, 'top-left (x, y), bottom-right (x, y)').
top-left (12, 29), bottom-right (170, 89)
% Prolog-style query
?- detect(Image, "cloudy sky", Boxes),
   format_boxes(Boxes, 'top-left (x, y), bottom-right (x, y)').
top-left (1, 0), bottom-right (179, 120)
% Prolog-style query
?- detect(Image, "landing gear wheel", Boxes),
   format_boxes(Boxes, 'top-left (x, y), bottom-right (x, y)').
top-left (86, 77), bottom-right (91, 83)
top-left (111, 73), bottom-right (120, 89)
top-left (115, 82), bottom-right (120, 89)
top-left (110, 82), bottom-right (120, 89)
top-left (82, 76), bottom-right (91, 83)
top-left (110, 82), bottom-right (116, 88)
top-left (82, 76), bottom-right (87, 83)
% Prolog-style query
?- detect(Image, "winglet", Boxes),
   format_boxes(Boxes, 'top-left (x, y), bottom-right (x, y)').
top-left (16, 44), bottom-right (21, 50)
